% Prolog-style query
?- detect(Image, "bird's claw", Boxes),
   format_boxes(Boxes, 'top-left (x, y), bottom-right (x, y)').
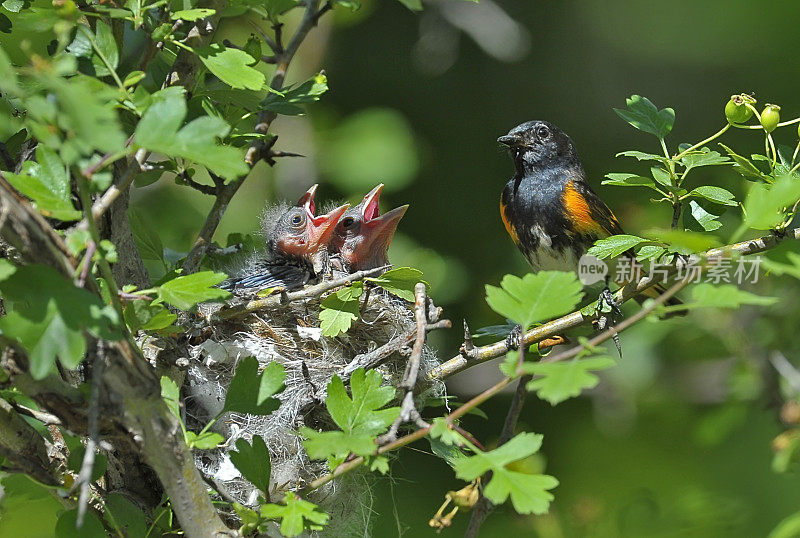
top-left (505, 324), bottom-right (523, 350)
top-left (597, 287), bottom-right (622, 319)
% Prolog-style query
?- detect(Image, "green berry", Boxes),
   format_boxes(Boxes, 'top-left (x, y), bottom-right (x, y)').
top-left (725, 94), bottom-right (754, 124)
top-left (243, 34), bottom-right (262, 66)
top-left (761, 104), bottom-right (781, 133)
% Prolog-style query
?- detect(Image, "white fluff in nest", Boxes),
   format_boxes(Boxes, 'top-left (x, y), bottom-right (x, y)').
top-left (186, 289), bottom-right (445, 537)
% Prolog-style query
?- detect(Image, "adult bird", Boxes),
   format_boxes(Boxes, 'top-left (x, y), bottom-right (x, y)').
top-left (497, 120), bottom-right (684, 343)
top-left (329, 183), bottom-right (408, 273)
top-left (222, 184), bottom-right (348, 294)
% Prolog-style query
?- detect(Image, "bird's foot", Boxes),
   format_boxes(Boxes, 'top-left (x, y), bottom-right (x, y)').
top-left (505, 324), bottom-right (523, 350)
top-left (594, 286), bottom-right (623, 359)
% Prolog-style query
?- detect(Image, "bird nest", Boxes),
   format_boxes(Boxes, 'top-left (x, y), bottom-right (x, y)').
top-left (182, 286), bottom-right (446, 535)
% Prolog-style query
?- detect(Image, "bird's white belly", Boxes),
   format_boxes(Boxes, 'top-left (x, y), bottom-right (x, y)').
top-left (524, 224), bottom-right (579, 272)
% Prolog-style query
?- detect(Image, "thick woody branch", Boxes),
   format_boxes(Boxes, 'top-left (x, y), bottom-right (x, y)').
top-left (428, 227), bottom-right (800, 381)
top-left (0, 397), bottom-right (62, 487)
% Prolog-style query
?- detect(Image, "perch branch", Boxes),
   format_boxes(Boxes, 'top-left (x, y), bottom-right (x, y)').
top-left (428, 227), bottom-right (800, 381)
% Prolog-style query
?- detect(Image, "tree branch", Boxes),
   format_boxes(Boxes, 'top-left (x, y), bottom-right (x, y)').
top-left (428, 227), bottom-right (800, 381)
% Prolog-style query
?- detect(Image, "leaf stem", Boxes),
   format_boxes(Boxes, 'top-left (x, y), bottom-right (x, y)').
top-left (673, 124), bottom-right (730, 161)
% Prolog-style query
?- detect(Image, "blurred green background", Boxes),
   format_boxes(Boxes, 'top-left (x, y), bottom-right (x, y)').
top-left (5, 0), bottom-right (800, 536)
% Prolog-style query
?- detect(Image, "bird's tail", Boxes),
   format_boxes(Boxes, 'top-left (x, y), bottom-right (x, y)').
top-left (634, 283), bottom-right (687, 317)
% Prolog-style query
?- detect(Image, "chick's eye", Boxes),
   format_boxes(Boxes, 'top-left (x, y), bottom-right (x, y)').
top-left (342, 217), bottom-right (356, 229)
top-left (537, 126), bottom-right (549, 139)
top-left (291, 214), bottom-right (303, 226)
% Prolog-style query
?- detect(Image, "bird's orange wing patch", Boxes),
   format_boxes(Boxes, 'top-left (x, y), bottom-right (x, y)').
top-left (563, 181), bottom-right (605, 235)
top-left (500, 197), bottom-right (520, 245)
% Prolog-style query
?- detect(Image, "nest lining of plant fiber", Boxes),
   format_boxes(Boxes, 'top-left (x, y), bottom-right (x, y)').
top-left (183, 288), bottom-right (445, 536)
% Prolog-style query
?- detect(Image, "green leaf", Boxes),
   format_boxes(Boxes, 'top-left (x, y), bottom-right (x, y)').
top-left (485, 271), bottom-right (583, 330)
top-left (680, 148), bottom-right (730, 170)
top-left (223, 357), bottom-right (285, 415)
top-left (197, 44), bottom-right (265, 90)
top-left (129, 210), bottom-right (165, 264)
top-left (135, 87), bottom-right (248, 181)
top-left (429, 416), bottom-right (469, 446)
top-left (185, 430), bottom-right (224, 449)
top-left (319, 289), bottom-right (360, 337)
top-left (616, 150), bottom-right (668, 163)
top-left (396, 0), bottom-right (422, 9)
top-left (1, 0), bottom-right (24, 14)
top-left (55, 509), bottom-right (106, 538)
top-left (4, 146), bottom-right (81, 220)
top-left (690, 283), bottom-right (777, 309)
top-left (587, 234), bottom-right (647, 259)
top-left (719, 143), bottom-right (767, 180)
top-left (301, 369), bottom-right (399, 466)
top-left (265, 0), bottom-right (300, 19)
top-left (261, 73), bottom-right (328, 115)
top-left (160, 376), bottom-right (181, 419)
top-left (365, 266), bottom-right (424, 301)
top-left (89, 21), bottom-right (118, 77)
top-left (635, 244), bottom-right (666, 261)
top-left (614, 95), bottom-right (674, 139)
top-left (523, 357), bottom-right (616, 405)
top-left (230, 435), bottom-right (271, 494)
top-left (170, 8), bottom-right (216, 20)
top-left (602, 173), bottom-right (660, 191)
top-left (452, 433), bottom-right (558, 515)
top-left (761, 252), bottom-right (800, 280)
top-left (260, 492), bottom-right (329, 537)
top-left (769, 509), bottom-right (800, 538)
top-left (429, 437), bottom-right (468, 469)
top-left (650, 166), bottom-right (672, 187)
top-left (744, 174), bottom-right (800, 230)
top-left (0, 263), bottom-right (120, 379)
top-left (104, 492), bottom-right (147, 538)
top-left (156, 271), bottom-right (230, 310)
top-left (643, 228), bottom-right (721, 254)
top-left (687, 185), bottom-right (737, 206)
top-left (122, 70), bottom-right (145, 88)
top-left (685, 200), bottom-right (722, 232)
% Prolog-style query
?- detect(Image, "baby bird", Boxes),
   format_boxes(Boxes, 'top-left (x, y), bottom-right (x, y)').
top-left (223, 185), bottom-right (349, 294)
top-left (329, 184), bottom-right (408, 273)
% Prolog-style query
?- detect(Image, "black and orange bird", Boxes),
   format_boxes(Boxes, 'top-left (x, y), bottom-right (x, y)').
top-left (329, 183), bottom-right (408, 273)
top-left (223, 184), bottom-right (348, 294)
top-left (497, 120), bottom-right (683, 329)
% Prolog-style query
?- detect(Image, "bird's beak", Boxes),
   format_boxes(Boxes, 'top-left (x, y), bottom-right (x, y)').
top-left (360, 201), bottom-right (408, 255)
top-left (360, 183), bottom-right (384, 221)
top-left (297, 184), bottom-right (319, 214)
top-left (307, 202), bottom-right (349, 251)
top-left (497, 134), bottom-right (523, 147)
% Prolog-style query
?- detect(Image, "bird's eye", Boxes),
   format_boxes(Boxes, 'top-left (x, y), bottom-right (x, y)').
top-left (537, 126), bottom-right (550, 139)
top-left (341, 217), bottom-right (356, 229)
top-left (290, 213), bottom-right (304, 227)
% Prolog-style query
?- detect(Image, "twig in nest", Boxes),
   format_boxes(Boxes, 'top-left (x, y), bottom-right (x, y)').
top-left (212, 265), bottom-right (391, 321)
top-left (377, 283), bottom-right (432, 444)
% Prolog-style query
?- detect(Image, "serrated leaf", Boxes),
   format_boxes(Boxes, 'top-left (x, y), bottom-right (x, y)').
top-left (602, 173), bottom-right (659, 191)
top-left (129, 209), bottom-right (165, 264)
top-left (171, 8), bottom-right (215, 20)
top-left (686, 200), bottom-right (722, 232)
top-left (0, 263), bottom-right (120, 379)
top-left (681, 148), bottom-right (730, 170)
top-left (523, 357), bottom-right (616, 405)
top-left (365, 266), bottom-right (424, 301)
top-left (135, 87), bottom-right (248, 181)
top-left (719, 143), bottom-right (767, 180)
top-left (89, 21), bottom-right (118, 76)
top-left (4, 146), bottom-right (80, 221)
top-left (197, 44), bottom-right (265, 90)
top-left (319, 290), bottom-right (360, 337)
top-left (452, 432), bottom-right (558, 515)
top-left (156, 271), bottom-right (230, 310)
top-left (687, 185), bottom-right (737, 206)
top-left (643, 228), bottom-right (721, 254)
top-left (614, 95), bottom-right (674, 139)
top-left (260, 492), bottom-right (329, 537)
top-left (230, 435), bottom-right (271, 493)
top-left (690, 283), bottom-right (777, 308)
top-left (485, 271), bottom-right (583, 330)
top-left (224, 358), bottom-right (285, 415)
top-left (587, 234), bottom-right (647, 260)
top-left (185, 430), bottom-right (224, 449)
top-left (744, 174), bottom-right (800, 230)
top-left (261, 73), bottom-right (328, 115)
top-left (160, 375), bottom-right (181, 419)
top-left (636, 244), bottom-right (666, 261)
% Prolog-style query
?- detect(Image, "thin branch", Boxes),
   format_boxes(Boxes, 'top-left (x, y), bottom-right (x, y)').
top-left (177, 170), bottom-right (217, 196)
top-left (74, 346), bottom-right (104, 527)
top-left (428, 227), bottom-right (800, 381)
top-left (212, 265), bottom-right (390, 321)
